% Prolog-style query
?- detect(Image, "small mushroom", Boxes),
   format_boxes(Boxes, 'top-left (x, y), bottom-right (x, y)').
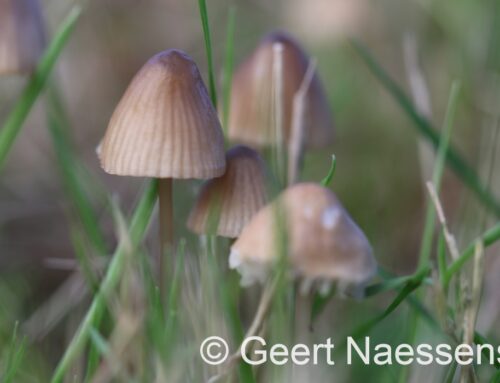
top-left (227, 31), bottom-right (333, 149)
top-left (229, 183), bottom-right (376, 293)
top-left (99, 49), bottom-right (226, 286)
top-left (187, 145), bottom-right (268, 238)
top-left (0, 0), bottom-right (45, 75)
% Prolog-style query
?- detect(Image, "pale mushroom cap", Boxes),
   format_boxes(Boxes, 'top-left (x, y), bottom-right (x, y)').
top-left (0, 0), bottom-right (45, 75)
top-left (230, 183), bottom-right (376, 285)
top-left (100, 49), bottom-right (226, 179)
top-left (227, 31), bottom-right (334, 148)
top-left (187, 145), bottom-right (268, 238)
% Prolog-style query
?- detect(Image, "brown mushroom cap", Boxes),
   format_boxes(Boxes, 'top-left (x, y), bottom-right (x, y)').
top-left (187, 145), bottom-right (268, 238)
top-left (227, 31), bottom-right (333, 148)
top-left (229, 183), bottom-right (376, 286)
top-left (100, 49), bottom-right (226, 179)
top-left (0, 0), bottom-right (45, 75)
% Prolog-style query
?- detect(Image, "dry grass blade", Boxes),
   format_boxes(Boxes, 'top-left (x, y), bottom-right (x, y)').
top-left (288, 58), bottom-right (317, 185)
top-left (459, 241), bottom-right (484, 383)
top-left (426, 182), bottom-right (460, 260)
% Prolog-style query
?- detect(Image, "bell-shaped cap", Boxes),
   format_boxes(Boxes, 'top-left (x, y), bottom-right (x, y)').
top-left (229, 183), bottom-right (376, 288)
top-left (187, 145), bottom-right (267, 238)
top-left (0, 0), bottom-right (45, 75)
top-left (100, 49), bottom-right (226, 179)
top-left (227, 31), bottom-right (333, 148)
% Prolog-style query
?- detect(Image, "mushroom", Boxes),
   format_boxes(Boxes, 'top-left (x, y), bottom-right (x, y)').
top-left (99, 49), bottom-right (226, 285)
top-left (0, 0), bottom-right (45, 75)
top-left (227, 31), bottom-right (333, 149)
top-left (187, 145), bottom-right (268, 238)
top-left (229, 182), bottom-right (376, 293)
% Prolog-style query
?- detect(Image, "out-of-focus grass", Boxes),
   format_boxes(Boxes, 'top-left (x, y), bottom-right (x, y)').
top-left (351, 41), bottom-right (500, 218)
top-left (0, 6), bottom-right (81, 170)
top-left (50, 181), bottom-right (158, 383)
top-left (0, 0), bottom-right (499, 382)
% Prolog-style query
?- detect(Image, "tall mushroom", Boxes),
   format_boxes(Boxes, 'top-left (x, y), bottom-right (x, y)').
top-left (99, 49), bottom-right (226, 286)
top-left (0, 0), bottom-right (45, 75)
top-left (187, 145), bottom-right (268, 238)
top-left (227, 31), bottom-right (333, 149)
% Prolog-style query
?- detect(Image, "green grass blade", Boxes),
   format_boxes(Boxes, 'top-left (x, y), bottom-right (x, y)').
top-left (351, 41), bottom-right (500, 217)
top-left (399, 81), bottom-right (460, 383)
top-left (221, 7), bottom-right (236, 134)
top-left (444, 222), bottom-right (500, 287)
top-left (417, 80), bottom-right (461, 271)
top-left (2, 323), bottom-right (26, 383)
top-left (46, 85), bottom-right (108, 254)
top-left (364, 274), bottom-right (415, 297)
top-left (474, 332), bottom-right (500, 370)
top-left (164, 239), bottom-right (186, 340)
top-left (50, 181), bottom-right (158, 383)
top-left (321, 154), bottom-right (337, 187)
top-left (0, 6), bottom-right (82, 170)
top-left (348, 267), bottom-right (429, 339)
top-left (350, 279), bottom-right (422, 339)
top-left (197, 0), bottom-right (218, 108)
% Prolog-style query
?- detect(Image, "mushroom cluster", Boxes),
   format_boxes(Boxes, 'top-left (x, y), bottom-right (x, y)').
top-left (97, 29), bottom-right (375, 321)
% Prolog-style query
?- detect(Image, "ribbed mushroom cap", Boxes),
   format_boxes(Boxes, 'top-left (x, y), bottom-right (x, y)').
top-left (227, 31), bottom-right (333, 148)
top-left (100, 49), bottom-right (226, 179)
top-left (187, 145), bottom-right (267, 238)
top-left (0, 0), bottom-right (45, 75)
top-left (229, 183), bottom-right (376, 286)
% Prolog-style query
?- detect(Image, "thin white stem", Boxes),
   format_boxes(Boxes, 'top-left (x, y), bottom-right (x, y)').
top-left (272, 43), bottom-right (286, 185)
top-left (288, 59), bottom-right (317, 185)
top-left (426, 181), bottom-right (459, 260)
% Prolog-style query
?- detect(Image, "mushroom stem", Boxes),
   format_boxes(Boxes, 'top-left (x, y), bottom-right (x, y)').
top-left (158, 177), bottom-right (174, 295)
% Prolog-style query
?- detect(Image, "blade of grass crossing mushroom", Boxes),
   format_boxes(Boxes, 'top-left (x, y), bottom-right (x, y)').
top-left (351, 41), bottom-right (500, 217)
top-left (197, 0), bottom-right (217, 107)
top-left (222, 7), bottom-right (236, 134)
top-left (288, 59), bottom-right (317, 185)
top-left (0, 6), bottom-right (82, 170)
top-left (272, 43), bottom-right (286, 187)
top-left (50, 181), bottom-right (158, 383)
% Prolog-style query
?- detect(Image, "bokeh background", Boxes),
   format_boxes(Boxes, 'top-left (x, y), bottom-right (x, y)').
top-left (0, 0), bottom-right (499, 381)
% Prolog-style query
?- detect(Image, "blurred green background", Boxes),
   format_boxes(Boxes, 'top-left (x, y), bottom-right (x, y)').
top-left (0, 0), bottom-right (499, 381)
